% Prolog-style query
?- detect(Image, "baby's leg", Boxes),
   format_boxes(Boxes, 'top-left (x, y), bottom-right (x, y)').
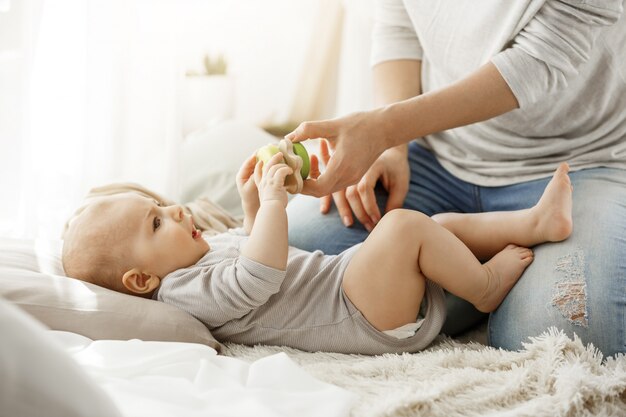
top-left (432, 162), bottom-right (573, 260)
top-left (342, 210), bottom-right (532, 331)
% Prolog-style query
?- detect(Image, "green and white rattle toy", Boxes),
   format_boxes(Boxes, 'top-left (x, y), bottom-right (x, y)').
top-left (256, 139), bottom-right (310, 194)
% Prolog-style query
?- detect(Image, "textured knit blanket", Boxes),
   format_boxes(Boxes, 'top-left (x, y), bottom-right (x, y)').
top-left (224, 327), bottom-right (626, 417)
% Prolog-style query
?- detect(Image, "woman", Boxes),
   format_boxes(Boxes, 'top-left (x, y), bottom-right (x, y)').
top-left (285, 0), bottom-right (626, 357)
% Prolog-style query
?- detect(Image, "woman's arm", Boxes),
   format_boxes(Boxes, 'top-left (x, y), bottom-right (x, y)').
top-left (371, 59), bottom-right (421, 156)
top-left (288, 61), bottom-right (518, 197)
top-left (375, 0), bottom-right (623, 148)
top-left (323, 60), bottom-right (422, 228)
top-left (373, 59), bottom-right (422, 106)
top-left (379, 61), bottom-right (518, 149)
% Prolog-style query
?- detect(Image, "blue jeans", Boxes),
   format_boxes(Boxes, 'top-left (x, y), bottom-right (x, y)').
top-left (287, 142), bottom-right (626, 357)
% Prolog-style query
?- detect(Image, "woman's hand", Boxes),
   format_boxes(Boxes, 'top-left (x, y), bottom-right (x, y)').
top-left (285, 109), bottom-right (389, 197)
top-left (253, 152), bottom-right (292, 208)
top-left (317, 140), bottom-right (410, 230)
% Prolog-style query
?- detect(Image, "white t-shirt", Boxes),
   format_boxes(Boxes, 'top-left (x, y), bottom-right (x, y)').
top-left (371, 0), bottom-right (626, 185)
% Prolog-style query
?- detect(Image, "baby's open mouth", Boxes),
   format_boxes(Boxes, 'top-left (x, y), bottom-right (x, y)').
top-left (192, 226), bottom-right (200, 239)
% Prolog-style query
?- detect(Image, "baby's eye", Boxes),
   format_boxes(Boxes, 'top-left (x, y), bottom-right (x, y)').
top-left (153, 217), bottom-right (161, 231)
top-left (154, 200), bottom-right (162, 207)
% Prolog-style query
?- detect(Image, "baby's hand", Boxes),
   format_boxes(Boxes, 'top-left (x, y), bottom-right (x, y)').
top-left (236, 154), bottom-right (260, 215)
top-left (254, 152), bottom-right (292, 207)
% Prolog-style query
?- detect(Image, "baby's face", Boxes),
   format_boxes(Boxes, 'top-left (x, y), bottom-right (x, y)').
top-left (100, 194), bottom-right (210, 278)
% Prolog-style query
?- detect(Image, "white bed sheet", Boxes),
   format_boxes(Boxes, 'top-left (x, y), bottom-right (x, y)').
top-left (50, 331), bottom-right (355, 417)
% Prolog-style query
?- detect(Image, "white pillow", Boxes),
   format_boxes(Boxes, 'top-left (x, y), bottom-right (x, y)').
top-left (0, 237), bottom-right (222, 349)
top-left (180, 120), bottom-right (279, 219)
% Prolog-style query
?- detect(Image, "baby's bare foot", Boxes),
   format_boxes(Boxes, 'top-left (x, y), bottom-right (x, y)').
top-left (532, 162), bottom-right (573, 242)
top-left (474, 244), bottom-right (533, 313)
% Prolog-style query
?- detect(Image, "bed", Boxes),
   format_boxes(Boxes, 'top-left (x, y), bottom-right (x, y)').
top-left (2, 121), bottom-right (625, 417)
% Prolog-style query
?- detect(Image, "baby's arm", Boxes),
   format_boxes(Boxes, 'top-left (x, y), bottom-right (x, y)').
top-left (240, 152), bottom-right (292, 271)
top-left (157, 250), bottom-right (287, 327)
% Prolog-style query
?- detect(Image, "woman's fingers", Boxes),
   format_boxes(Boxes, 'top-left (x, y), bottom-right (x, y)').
top-left (356, 185), bottom-right (380, 226)
top-left (290, 110), bottom-right (389, 196)
top-left (285, 120), bottom-right (334, 143)
top-left (320, 195), bottom-right (332, 214)
top-left (384, 180), bottom-right (409, 213)
top-left (301, 152), bottom-right (354, 196)
top-left (300, 135), bottom-right (356, 196)
top-left (307, 154), bottom-right (332, 213)
top-left (286, 121), bottom-right (345, 196)
top-left (309, 154), bottom-right (321, 180)
top-left (345, 185), bottom-right (373, 231)
top-left (315, 140), bottom-right (356, 226)
top-left (313, 144), bottom-right (335, 214)
top-left (319, 139), bottom-right (331, 165)
top-left (332, 190), bottom-right (353, 227)
top-left (357, 168), bottom-right (383, 224)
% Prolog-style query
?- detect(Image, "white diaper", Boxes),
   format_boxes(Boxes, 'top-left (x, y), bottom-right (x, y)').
top-left (383, 318), bottom-right (426, 340)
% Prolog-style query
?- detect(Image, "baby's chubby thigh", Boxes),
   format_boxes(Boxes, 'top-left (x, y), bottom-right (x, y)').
top-left (342, 209), bottom-right (429, 331)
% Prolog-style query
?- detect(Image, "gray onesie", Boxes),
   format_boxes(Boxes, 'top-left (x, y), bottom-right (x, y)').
top-left (154, 229), bottom-right (446, 355)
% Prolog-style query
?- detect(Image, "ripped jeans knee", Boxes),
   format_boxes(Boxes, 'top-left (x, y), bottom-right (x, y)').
top-left (550, 247), bottom-right (588, 328)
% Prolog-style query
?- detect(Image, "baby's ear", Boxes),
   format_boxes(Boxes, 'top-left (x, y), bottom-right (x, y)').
top-left (122, 268), bottom-right (161, 295)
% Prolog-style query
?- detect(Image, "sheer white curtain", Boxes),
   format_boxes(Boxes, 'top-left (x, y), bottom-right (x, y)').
top-left (0, 0), bottom-right (375, 239)
top-left (0, 0), bottom-right (182, 238)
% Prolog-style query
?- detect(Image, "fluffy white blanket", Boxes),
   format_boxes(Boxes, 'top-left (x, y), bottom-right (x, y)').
top-left (223, 328), bottom-right (626, 417)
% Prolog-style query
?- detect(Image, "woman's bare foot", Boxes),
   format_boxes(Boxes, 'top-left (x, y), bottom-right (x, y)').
top-left (531, 162), bottom-right (573, 242)
top-left (474, 244), bottom-right (534, 313)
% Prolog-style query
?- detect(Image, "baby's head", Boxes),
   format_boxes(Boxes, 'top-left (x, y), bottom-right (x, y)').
top-left (62, 193), bottom-right (209, 297)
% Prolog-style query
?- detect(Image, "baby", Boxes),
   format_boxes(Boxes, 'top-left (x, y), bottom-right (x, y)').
top-left (62, 152), bottom-right (573, 355)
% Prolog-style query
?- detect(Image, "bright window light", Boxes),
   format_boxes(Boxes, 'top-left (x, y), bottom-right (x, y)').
top-left (0, 0), bottom-right (10, 13)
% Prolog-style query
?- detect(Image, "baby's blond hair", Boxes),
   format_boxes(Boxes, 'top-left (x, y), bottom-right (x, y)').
top-left (62, 198), bottom-right (134, 293)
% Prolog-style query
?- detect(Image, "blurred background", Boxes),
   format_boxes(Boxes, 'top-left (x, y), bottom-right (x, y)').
top-left (0, 0), bottom-right (375, 238)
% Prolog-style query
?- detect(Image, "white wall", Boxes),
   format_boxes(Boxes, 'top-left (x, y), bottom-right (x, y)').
top-left (0, 0), bottom-right (377, 238)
